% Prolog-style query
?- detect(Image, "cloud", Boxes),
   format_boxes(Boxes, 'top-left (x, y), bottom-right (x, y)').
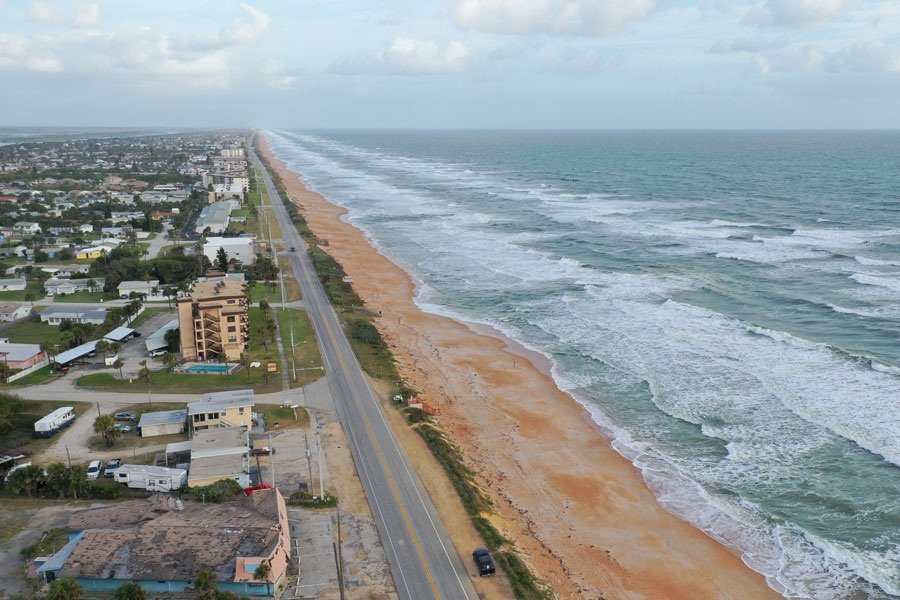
top-left (262, 61), bottom-right (301, 88)
top-left (28, 1), bottom-right (63, 25)
top-left (451, 0), bottom-right (657, 36)
top-left (175, 3), bottom-right (271, 53)
top-left (744, 0), bottom-right (859, 27)
top-left (0, 33), bottom-right (62, 73)
top-left (332, 38), bottom-right (469, 76)
top-left (752, 44), bottom-right (825, 74)
top-left (73, 3), bottom-right (100, 29)
top-left (709, 35), bottom-right (791, 53)
top-left (825, 41), bottom-right (900, 73)
top-left (540, 49), bottom-right (621, 73)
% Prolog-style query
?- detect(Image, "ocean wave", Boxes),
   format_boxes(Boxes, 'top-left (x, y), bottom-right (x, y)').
top-left (850, 273), bottom-right (900, 293)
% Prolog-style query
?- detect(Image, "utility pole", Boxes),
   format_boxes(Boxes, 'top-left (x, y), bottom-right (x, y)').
top-left (268, 433), bottom-right (276, 488)
top-left (290, 322), bottom-right (296, 382)
top-left (96, 402), bottom-right (100, 417)
top-left (65, 446), bottom-right (71, 468)
top-left (317, 427), bottom-right (324, 500)
top-left (337, 508), bottom-right (345, 599)
top-left (304, 431), bottom-right (313, 495)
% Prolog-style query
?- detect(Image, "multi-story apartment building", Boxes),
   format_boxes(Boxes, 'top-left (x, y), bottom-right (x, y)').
top-left (177, 273), bottom-right (249, 361)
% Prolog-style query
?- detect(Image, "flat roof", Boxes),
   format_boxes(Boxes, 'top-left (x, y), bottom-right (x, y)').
top-left (118, 280), bottom-right (159, 289)
top-left (145, 319), bottom-right (178, 352)
top-left (55, 340), bottom-right (98, 364)
top-left (115, 464), bottom-right (186, 477)
top-left (165, 440), bottom-right (193, 454)
top-left (204, 237), bottom-right (252, 246)
top-left (41, 306), bottom-right (107, 320)
top-left (137, 409), bottom-right (187, 428)
top-left (103, 326), bottom-right (135, 342)
top-left (188, 453), bottom-right (248, 481)
top-left (191, 426), bottom-right (248, 455)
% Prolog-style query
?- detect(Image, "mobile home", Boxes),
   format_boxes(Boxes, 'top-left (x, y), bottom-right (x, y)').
top-left (114, 464), bottom-right (187, 492)
top-left (34, 407), bottom-right (75, 438)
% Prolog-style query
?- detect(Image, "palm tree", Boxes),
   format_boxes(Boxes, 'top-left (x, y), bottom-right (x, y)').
top-left (162, 353), bottom-right (179, 372)
top-left (254, 561), bottom-right (272, 595)
top-left (47, 577), bottom-right (83, 600)
top-left (138, 360), bottom-right (152, 385)
top-left (109, 341), bottom-right (121, 356)
top-left (192, 570), bottom-right (217, 600)
top-left (239, 353), bottom-right (251, 382)
top-left (93, 414), bottom-right (120, 447)
top-left (95, 340), bottom-right (110, 364)
top-left (113, 582), bottom-right (146, 600)
top-left (112, 358), bottom-right (124, 380)
top-left (24, 292), bottom-right (35, 307)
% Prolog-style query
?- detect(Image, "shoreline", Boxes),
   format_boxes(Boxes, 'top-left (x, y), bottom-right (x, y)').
top-left (259, 134), bottom-right (783, 600)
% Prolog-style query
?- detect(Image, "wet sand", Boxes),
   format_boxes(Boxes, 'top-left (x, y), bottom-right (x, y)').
top-left (260, 134), bottom-right (782, 600)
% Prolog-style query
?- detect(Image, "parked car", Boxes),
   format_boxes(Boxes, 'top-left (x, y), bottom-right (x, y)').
top-left (1, 449), bottom-right (31, 460)
top-left (132, 330), bottom-right (141, 337)
top-left (472, 548), bottom-right (495, 576)
top-left (54, 365), bottom-right (69, 373)
top-left (86, 460), bottom-right (103, 481)
top-left (104, 458), bottom-right (122, 477)
top-left (250, 447), bottom-right (275, 456)
top-left (114, 412), bottom-right (137, 421)
top-left (149, 349), bottom-right (167, 358)
top-left (113, 424), bottom-right (132, 433)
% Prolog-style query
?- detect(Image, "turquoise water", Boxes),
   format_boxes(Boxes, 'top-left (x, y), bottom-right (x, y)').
top-left (268, 130), bottom-right (900, 599)
top-left (184, 365), bottom-right (229, 373)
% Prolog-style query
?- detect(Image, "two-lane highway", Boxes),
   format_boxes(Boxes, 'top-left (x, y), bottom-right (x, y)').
top-left (249, 135), bottom-right (479, 600)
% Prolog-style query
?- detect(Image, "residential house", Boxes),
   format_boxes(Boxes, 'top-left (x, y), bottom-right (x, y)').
top-left (136, 409), bottom-right (187, 438)
top-left (40, 264), bottom-right (90, 278)
top-left (0, 303), bottom-right (31, 322)
top-left (188, 390), bottom-right (255, 432)
top-left (0, 340), bottom-right (46, 369)
top-left (75, 246), bottom-right (108, 260)
top-left (40, 307), bottom-right (107, 325)
top-left (203, 237), bottom-right (255, 266)
top-left (44, 277), bottom-right (105, 296)
top-left (117, 280), bottom-right (159, 298)
top-left (14, 222), bottom-right (41, 235)
top-left (0, 278), bottom-right (26, 291)
top-left (78, 224), bottom-right (93, 233)
top-left (187, 426), bottom-right (251, 488)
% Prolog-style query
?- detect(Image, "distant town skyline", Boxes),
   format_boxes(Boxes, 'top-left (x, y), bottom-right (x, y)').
top-left (1, 0), bottom-right (898, 129)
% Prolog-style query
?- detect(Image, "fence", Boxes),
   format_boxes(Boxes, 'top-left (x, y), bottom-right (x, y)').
top-left (7, 358), bottom-right (50, 383)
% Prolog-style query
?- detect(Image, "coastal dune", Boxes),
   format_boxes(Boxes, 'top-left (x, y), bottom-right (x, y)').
top-left (260, 135), bottom-right (782, 600)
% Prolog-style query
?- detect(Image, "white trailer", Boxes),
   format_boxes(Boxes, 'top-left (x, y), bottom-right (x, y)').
top-left (114, 464), bottom-right (187, 492)
top-left (34, 406), bottom-right (75, 438)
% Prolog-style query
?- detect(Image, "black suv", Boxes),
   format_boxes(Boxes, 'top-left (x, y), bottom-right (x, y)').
top-left (472, 548), bottom-right (495, 576)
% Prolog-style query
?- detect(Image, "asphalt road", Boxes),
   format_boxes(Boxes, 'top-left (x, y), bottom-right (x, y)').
top-left (250, 138), bottom-right (478, 600)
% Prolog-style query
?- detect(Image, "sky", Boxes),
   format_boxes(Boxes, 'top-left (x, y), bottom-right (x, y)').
top-left (0, 0), bottom-right (898, 129)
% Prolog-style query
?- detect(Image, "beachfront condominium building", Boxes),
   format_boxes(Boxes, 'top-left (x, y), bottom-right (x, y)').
top-left (177, 273), bottom-right (249, 361)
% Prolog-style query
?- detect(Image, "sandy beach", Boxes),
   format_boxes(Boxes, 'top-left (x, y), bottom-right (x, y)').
top-left (260, 134), bottom-right (782, 600)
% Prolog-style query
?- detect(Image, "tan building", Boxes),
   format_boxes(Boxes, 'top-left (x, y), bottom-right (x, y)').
top-left (188, 389), bottom-right (255, 432)
top-left (188, 426), bottom-right (251, 488)
top-left (177, 273), bottom-right (249, 361)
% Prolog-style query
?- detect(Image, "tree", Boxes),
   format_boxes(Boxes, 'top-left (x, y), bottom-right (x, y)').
top-left (162, 353), bottom-right (179, 372)
top-left (93, 414), bottom-right (120, 447)
top-left (138, 360), bottom-right (152, 385)
top-left (47, 577), bottom-right (83, 600)
top-left (193, 570), bottom-right (217, 600)
top-left (0, 362), bottom-right (10, 384)
top-left (46, 463), bottom-right (87, 500)
top-left (253, 561), bottom-right (271, 594)
top-left (87, 278), bottom-right (96, 295)
top-left (164, 328), bottom-right (181, 352)
top-left (113, 582), bottom-right (147, 600)
top-left (24, 292), bottom-right (35, 307)
top-left (112, 358), bottom-right (125, 380)
top-left (95, 340), bottom-right (110, 364)
top-left (6, 464), bottom-right (45, 498)
top-left (239, 353), bottom-right (251, 382)
top-left (109, 342), bottom-right (122, 356)
top-left (216, 246), bottom-right (229, 273)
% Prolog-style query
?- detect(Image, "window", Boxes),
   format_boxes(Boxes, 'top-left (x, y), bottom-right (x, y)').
top-left (229, 336), bottom-right (237, 343)
top-left (239, 407), bottom-right (244, 415)
top-left (227, 316), bottom-right (235, 323)
top-left (228, 326), bottom-right (236, 333)
top-left (227, 299), bottom-right (235, 304)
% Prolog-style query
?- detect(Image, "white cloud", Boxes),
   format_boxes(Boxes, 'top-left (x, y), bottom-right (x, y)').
top-left (262, 61), bottom-right (301, 88)
top-left (540, 48), bottom-right (621, 73)
top-left (73, 3), bottom-right (100, 29)
top-left (0, 32), bottom-right (62, 73)
top-left (28, 1), bottom-right (63, 25)
top-left (744, 0), bottom-right (859, 27)
top-left (710, 35), bottom-right (791, 53)
top-left (753, 44), bottom-right (825, 74)
top-left (333, 38), bottom-right (470, 76)
top-left (224, 3), bottom-right (271, 44)
top-left (825, 41), bottom-right (900, 73)
top-left (451, 0), bottom-right (657, 36)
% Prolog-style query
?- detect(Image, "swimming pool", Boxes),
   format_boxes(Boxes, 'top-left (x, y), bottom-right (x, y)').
top-left (184, 364), bottom-right (230, 373)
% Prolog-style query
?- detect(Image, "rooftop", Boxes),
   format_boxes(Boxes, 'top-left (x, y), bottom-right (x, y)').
top-left (204, 237), bottom-right (253, 247)
top-left (189, 278), bottom-right (247, 302)
top-left (137, 409), bottom-right (187, 428)
top-left (118, 280), bottom-right (159, 289)
top-left (0, 341), bottom-right (42, 362)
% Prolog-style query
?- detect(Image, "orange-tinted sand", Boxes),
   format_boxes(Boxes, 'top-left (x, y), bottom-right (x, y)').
top-left (260, 135), bottom-right (782, 600)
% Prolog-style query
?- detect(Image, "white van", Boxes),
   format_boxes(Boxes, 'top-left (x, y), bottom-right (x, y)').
top-left (86, 460), bottom-right (103, 481)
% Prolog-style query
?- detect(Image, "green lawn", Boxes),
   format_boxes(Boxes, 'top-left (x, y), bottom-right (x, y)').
top-left (256, 403), bottom-right (309, 430)
top-left (77, 307), bottom-right (283, 393)
top-left (53, 290), bottom-right (118, 302)
top-left (249, 282), bottom-right (283, 303)
top-left (2, 319), bottom-right (61, 346)
top-left (278, 308), bottom-right (323, 388)
top-left (7, 366), bottom-right (59, 386)
top-left (0, 280), bottom-right (45, 302)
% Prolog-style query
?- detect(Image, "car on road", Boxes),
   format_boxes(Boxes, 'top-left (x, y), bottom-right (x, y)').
top-left (113, 424), bottom-right (132, 433)
top-left (472, 548), bottom-right (495, 576)
top-left (250, 447), bottom-right (275, 456)
top-left (290, 246), bottom-right (296, 252)
top-left (114, 412), bottom-right (137, 421)
top-left (86, 460), bottom-right (103, 481)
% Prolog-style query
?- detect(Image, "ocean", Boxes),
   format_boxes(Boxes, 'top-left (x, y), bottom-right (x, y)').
top-left (266, 129), bottom-right (900, 600)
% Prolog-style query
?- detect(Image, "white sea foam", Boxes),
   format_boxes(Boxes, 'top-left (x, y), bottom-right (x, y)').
top-left (855, 255), bottom-right (900, 267)
top-left (850, 273), bottom-right (900, 293)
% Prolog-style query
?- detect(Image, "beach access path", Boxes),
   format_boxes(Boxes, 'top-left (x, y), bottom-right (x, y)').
top-left (250, 137), bottom-right (478, 600)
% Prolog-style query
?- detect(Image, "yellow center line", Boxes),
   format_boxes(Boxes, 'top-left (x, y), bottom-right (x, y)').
top-left (317, 306), bottom-right (442, 600)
